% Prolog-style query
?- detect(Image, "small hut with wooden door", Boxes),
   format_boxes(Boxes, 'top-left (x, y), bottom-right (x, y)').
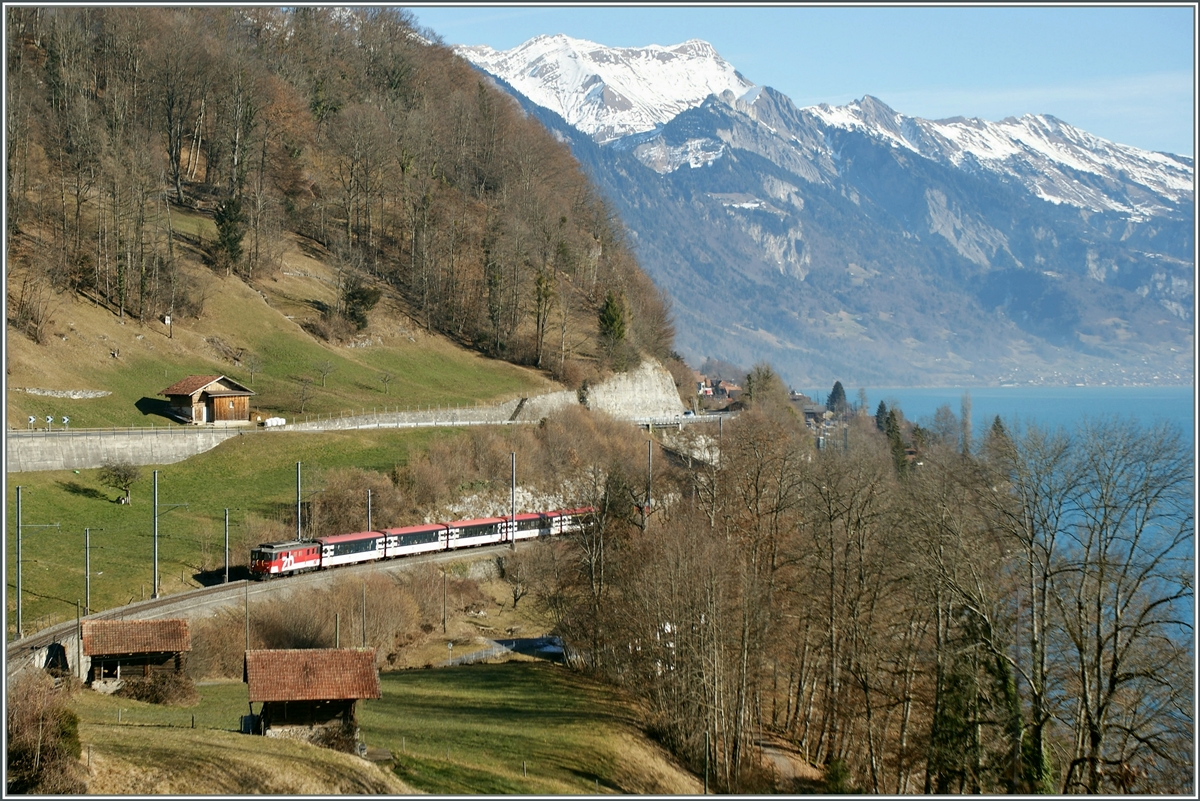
top-left (243, 648), bottom-right (381, 744)
top-left (160, 375), bottom-right (255, 425)
top-left (81, 619), bottom-right (191, 693)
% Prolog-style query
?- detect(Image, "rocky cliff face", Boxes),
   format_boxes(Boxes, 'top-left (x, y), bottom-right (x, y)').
top-left (583, 359), bottom-right (686, 419)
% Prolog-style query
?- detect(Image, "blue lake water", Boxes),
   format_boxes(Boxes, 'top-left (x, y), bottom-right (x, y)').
top-left (799, 385), bottom-right (1196, 445)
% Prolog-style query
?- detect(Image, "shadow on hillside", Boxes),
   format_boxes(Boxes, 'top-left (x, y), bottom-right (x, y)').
top-left (135, 396), bottom-right (185, 422)
top-left (57, 480), bottom-right (109, 501)
top-left (567, 770), bottom-right (623, 794)
top-left (193, 566), bottom-right (253, 586)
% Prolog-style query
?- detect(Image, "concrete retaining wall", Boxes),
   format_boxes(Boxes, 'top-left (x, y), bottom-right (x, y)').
top-left (284, 398), bottom-right (522, 431)
top-left (6, 428), bottom-right (244, 472)
top-left (518, 389), bottom-right (579, 420)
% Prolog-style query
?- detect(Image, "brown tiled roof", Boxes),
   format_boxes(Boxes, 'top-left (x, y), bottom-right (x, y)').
top-left (161, 375), bottom-right (223, 396)
top-left (82, 619), bottom-right (191, 656)
top-left (161, 375), bottom-right (255, 398)
top-left (244, 649), bottom-right (381, 703)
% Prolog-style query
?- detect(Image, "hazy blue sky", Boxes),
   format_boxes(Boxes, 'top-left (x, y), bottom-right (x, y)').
top-left (408, 5), bottom-right (1196, 157)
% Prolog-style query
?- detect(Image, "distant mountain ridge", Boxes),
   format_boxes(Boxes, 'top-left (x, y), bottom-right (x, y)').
top-left (807, 97), bottom-right (1193, 219)
top-left (457, 35), bottom-right (1194, 387)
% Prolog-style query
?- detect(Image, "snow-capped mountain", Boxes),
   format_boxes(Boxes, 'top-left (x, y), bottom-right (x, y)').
top-left (807, 97), bottom-right (1193, 220)
top-left (458, 36), bottom-right (1194, 387)
top-left (456, 34), bottom-right (757, 144)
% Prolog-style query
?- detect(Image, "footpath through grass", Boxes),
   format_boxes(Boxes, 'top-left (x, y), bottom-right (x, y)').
top-left (359, 661), bottom-right (701, 795)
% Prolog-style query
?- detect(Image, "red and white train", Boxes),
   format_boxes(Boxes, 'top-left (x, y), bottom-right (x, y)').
top-left (249, 508), bottom-right (593, 579)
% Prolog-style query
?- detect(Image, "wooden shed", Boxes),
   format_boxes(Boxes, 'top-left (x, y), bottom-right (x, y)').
top-left (160, 375), bottom-right (255, 425)
top-left (243, 648), bottom-right (381, 741)
top-left (82, 619), bottom-right (191, 693)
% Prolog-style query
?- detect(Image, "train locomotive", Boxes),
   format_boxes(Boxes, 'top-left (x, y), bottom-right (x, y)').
top-left (249, 507), bottom-right (592, 579)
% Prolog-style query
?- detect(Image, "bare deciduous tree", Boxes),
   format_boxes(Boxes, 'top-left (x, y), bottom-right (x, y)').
top-left (98, 460), bottom-right (141, 504)
top-left (313, 359), bottom-right (335, 388)
top-left (297, 376), bottom-right (314, 413)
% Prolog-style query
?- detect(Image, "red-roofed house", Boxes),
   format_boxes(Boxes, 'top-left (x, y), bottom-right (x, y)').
top-left (244, 648), bottom-right (381, 741)
top-left (160, 375), bottom-right (255, 425)
top-left (81, 619), bottom-right (191, 693)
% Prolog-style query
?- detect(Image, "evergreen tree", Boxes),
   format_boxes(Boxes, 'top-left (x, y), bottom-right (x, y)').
top-left (885, 408), bottom-right (908, 475)
top-left (598, 289), bottom-right (627, 367)
top-left (213, 196), bottom-right (246, 271)
top-left (598, 290), bottom-right (626, 344)
top-left (875, 400), bottom-right (888, 432)
top-left (826, 380), bottom-right (848, 416)
top-left (983, 415), bottom-right (1013, 462)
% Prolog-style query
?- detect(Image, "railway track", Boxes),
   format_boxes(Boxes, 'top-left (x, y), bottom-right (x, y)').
top-left (6, 542), bottom-right (517, 678)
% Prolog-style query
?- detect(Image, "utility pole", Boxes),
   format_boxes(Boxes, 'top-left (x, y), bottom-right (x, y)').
top-left (646, 439), bottom-right (653, 529)
top-left (16, 485), bottom-right (22, 637)
top-left (224, 509), bottom-right (230, 584)
top-left (15, 486), bottom-right (60, 639)
top-left (442, 568), bottom-right (448, 633)
top-left (153, 470), bottom-right (158, 594)
top-left (76, 601), bottom-right (82, 681)
top-left (510, 452), bottom-right (516, 550)
top-left (153, 471), bottom-right (159, 598)
top-left (367, 489), bottom-right (372, 532)
top-left (296, 462), bottom-right (302, 541)
top-left (84, 527), bottom-right (103, 616)
top-left (151, 471), bottom-right (187, 599)
top-left (362, 582), bottom-right (367, 647)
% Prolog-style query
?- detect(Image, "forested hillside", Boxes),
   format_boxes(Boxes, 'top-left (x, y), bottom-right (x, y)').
top-left (5, 7), bottom-right (673, 383)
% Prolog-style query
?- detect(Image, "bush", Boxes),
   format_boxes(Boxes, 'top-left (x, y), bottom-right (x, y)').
top-left (551, 357), bottom-right (591, 391)
top-left (190, 572), bottom-right (424, 678)
top-left (113, 671), bottom-right (198, 706)
top-left (312, 721), bottom-right (358, 753)
top-left (6, 672), bottom-right (87, 794)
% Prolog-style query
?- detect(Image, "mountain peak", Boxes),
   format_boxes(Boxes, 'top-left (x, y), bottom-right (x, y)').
top-left (455, 35), bottom-right (756, 144)
top-left (807, 97), bottom-right (1192, 215)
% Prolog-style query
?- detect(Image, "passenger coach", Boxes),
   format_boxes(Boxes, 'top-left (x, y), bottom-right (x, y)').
top-left (248, 508), bottom-right (593, 580)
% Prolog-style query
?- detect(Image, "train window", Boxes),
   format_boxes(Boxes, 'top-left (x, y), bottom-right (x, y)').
top-left (399, 529), bottom-right (439, 547)
top-left (334, 537), bottom-right (377, 556)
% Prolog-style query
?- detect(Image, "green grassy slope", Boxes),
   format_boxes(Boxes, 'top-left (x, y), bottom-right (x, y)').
top-left (5, 426), bottom-right (479, 634)
top-left (72, 681), bottom-right (414, 794)
top-left (6, 213), bottom-right (554, 430)
top-left (6, 210), bottom-right (565, 635)
top-left (67, 663), bottom-right (700, 795)
top-left (361, 662), bottom-right (701, 794)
